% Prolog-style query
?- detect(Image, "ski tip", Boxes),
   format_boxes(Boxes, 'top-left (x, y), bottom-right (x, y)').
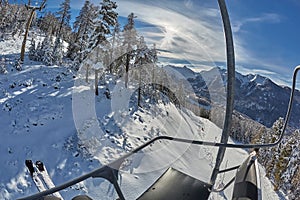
top-left (36, 160), bottom-right (45, 172)
top-left (25, 159), bottom-right (35, 176)
top-left (25, 159), bottom-right (32, 166)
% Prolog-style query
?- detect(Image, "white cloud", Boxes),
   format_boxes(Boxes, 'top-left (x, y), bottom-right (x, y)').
top-left (115, 0), bottom-right (290, 86)
top-left (232, 13), bottom-right (281, 33)
top-left (116, 1), bottom-right (285, 73)
top-left (117, 0), bottom-right (226, 70)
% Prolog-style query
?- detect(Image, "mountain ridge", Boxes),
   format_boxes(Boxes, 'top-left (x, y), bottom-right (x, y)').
top-left (170, 65), bottom-right (300, 130)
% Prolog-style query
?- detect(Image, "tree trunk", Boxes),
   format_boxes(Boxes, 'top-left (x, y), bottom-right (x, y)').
top-left (85, 64), bottom-right (89, 83)
top-left (125, 53), bottom-right (130, 88)
top-left (20, 9), bottom-right (36, 62)
top-left (95, 69), bottom-right (99, 96)
top-left (137, 64), bottom-right (142, 107)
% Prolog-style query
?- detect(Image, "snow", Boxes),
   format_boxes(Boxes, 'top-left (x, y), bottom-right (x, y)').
top-left (250, 74), bottom-right (267, 85)
top-left (168, 65), bottom-right (196, 79)
top-left (0, 36), bottom-right (284, 199)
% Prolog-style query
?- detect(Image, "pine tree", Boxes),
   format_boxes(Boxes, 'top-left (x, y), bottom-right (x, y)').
top-left (56, 0), bottom-right (71, 39)
top-left (38, 12), bottom-right (60, 36)
top-left (290, 165), bottom-right (300, 199)
top-left (123, 12), bottom-right (138, 88)
top-left (0, 56), bottom-right (7, 74)
top-left (108, 22), bottom-right (122, 73)
top-left (28, 38), bottom-right (36, 61)
top-left (136, 36), bottom-right (147, 107)
top-left (89, 0), bottom-right (118, 50)
top-left (281, 131), bottom-right (300, 198)
top-left (52, 37), bottom-right (63, 65)
top-left (52, 0), bottom-right (71, 63)
top-left (274, 139), bottom-right (292, 190)
top-left (67, 0), bottom-right (98, 65)
top-left (0, 3), bottom-right (29, 38)
top-left (264, 117), bottom-right (284, 182)
top-left (11, 5), bottom-right (28, 38)
top-left (41, 35), bottom-right (54, 65)
top-left (35, 41), bottom-right (43, 61)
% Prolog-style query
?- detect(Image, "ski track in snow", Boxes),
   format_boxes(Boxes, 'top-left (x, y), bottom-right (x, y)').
top-left (0, 36), bottom-right (284, 200)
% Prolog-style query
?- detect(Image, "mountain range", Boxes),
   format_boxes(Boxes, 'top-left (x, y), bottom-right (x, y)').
top-left (171, 65), bottom-right (300, 130)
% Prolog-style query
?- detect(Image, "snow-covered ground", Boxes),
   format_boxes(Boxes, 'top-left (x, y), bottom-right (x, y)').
top-left (0, 37), bottom-right (283, 199)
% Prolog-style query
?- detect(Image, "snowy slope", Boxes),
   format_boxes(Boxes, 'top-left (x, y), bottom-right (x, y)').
top-left (0, 37), bottom-right (283, 200)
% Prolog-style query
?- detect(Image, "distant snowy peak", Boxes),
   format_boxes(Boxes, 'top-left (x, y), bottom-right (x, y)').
top-left (235, 72), bottom-right (250, 86)
top-left (171, 65), bottom-right (300, 129)
top-left (247, 74), bottom-right (270, 85)
top-left (167, 65), bottom-right (196, 79)
top-left (170, 65), bottom-right (275, 88)
top-left (204, 67), bottom-right (276, 88)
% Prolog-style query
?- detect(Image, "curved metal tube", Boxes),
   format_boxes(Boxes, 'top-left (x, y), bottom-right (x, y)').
top-left (210, 0), bottom-right (236, 186)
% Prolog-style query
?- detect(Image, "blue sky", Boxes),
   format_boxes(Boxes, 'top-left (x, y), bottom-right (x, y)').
top-left (10, 0), bottom-right (300, 86)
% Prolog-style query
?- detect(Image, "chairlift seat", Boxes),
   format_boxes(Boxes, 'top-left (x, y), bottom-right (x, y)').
top-left (137, 167), bottom-right (212, 200)
top-left (232, 152), bottom-right (261, 200)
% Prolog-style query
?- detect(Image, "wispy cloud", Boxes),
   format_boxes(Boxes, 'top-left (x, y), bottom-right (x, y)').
top-left (232, 13), bottom-right (282, 33)
top-left (117, 0), bottom-right (226, 70)
top-left (116, 1), bottom-right (291, 86)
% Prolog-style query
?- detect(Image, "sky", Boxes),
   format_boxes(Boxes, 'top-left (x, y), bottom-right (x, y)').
top-left (9, 0), bottom-right (300, 87)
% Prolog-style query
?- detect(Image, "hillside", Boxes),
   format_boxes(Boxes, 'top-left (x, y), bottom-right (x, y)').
top-left (0, 37), bottom-right (282, 199)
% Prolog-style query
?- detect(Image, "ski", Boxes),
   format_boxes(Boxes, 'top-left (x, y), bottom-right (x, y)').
top-left (25, 160), bottom-right (47, 192)
top-left (35, 160), bottom-right (64, 200)
top-left (25, 160), bottom-right (64, 200)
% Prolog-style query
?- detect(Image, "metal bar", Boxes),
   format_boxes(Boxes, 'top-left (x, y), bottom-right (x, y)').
top-left (210, 0), bottom-right (235, 186)
top-left (210, 176), bottom-right (235, 193)
top-left (218, 165), bottom-right (240, 174)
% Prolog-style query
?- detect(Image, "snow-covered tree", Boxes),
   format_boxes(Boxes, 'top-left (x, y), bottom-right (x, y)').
top-left (52, 0), bottom-right (71, 62)
top-left (122, 12), bottom-right (138, 88)
top-left (108, 22), bottom-right (122, 73)
top-left (56, 0), bottom-right (71, 39)
top-left (35, 41), bottom-right (43, 61)
top-left (89, 0), bottom-right (118, 50)
top-left (28, 38), bottom-right (36, 61)
top-left (11, 5), bottom-right (28, 38)
top-left (0, 56), bottom-right (7, 74)
top-left (0, 3), bottom-right (28, 38)
top-left (67, 0), bottom-right (98, 65)
top-left (265, 117), bottom-right (284, 179)
top-left (280, 131), bottom-right (300, 198)
top-left (38, 12), bottom-right (60, 36)
top-left (41, 35), bottom-right (54, 65)
top-left (52, 37), bottom-right (63, 65)
top-left (273, 137), bottom-right (293, 190)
